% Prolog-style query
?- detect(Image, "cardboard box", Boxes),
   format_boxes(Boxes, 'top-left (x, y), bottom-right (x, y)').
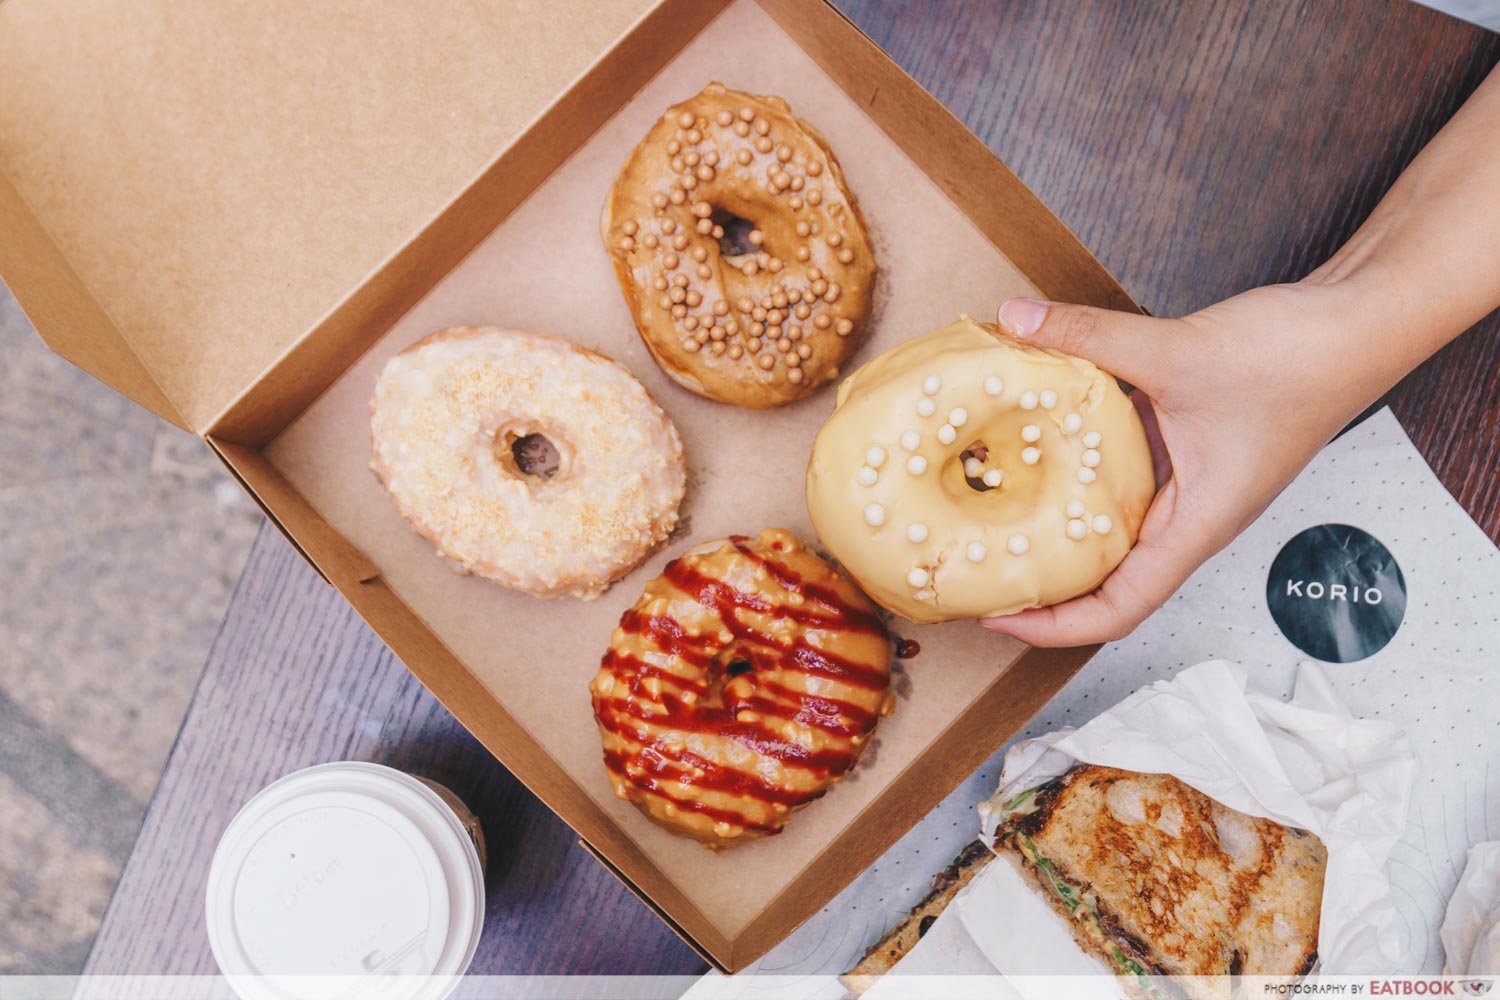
top-left (0, 0), bottom-right (1138, 971)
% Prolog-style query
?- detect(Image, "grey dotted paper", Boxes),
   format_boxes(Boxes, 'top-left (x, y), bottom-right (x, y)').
top-left (687, 408), bottom-right (1495, 995)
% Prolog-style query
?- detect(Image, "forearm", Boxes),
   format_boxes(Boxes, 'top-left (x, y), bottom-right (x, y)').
top-left (1301, 68), bottom-right (1500, 392)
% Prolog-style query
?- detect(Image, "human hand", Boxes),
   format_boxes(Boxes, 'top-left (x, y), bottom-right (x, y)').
top-left (979, 282), bottom-right (1385, 646)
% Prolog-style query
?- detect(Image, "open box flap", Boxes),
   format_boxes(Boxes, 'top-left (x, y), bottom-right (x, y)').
top-left (0, 170), bottom-right (186, 428)
top-left (0, 0), bottom-right (669, 432)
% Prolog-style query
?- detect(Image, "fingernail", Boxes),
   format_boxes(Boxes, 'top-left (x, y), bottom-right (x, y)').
top-left (998, 298), bottom-right (1049, 337)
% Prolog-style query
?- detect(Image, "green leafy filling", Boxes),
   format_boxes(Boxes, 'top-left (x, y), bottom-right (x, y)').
top-left (1012, 833), bottom-right (1170, 999)
top-left (1018, 835), bottom-right (1082, 913)
top-left (998, 787), bottom-right (1039, 819)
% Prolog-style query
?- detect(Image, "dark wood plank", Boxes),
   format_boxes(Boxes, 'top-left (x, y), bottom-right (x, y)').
top-left (85, 0), bottom-right (1500, 980)
top-left (81, 526), bottom-right (706, 977)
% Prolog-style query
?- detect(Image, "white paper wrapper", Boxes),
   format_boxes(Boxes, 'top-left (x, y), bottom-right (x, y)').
top-left (973, 658), bottom-right (1415, 974)
top-left (1441, 842), bottom-right (1500, 974)
top-left (686, 407), bottom-right (1500, 997)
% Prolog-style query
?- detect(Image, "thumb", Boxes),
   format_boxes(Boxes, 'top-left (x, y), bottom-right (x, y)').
top-left (997, 298), bottom-right (1173, 391)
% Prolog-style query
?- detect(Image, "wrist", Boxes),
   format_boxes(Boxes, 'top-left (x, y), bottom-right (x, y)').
top-left (1287, 266), bottom-right (1441, 406)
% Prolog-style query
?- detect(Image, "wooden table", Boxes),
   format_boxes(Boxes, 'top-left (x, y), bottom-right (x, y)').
top-left (83, 0), bottom-right (1500, 983)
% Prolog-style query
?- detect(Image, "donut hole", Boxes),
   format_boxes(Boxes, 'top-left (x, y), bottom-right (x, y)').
top-left (708, 650), bottom-right (758, 714)
top-left (960, 443), bottom-right (996, 493)
top-left (712, 208), bottom-right (762, 258)
top-left (503, 431), bottom-right (562, 481)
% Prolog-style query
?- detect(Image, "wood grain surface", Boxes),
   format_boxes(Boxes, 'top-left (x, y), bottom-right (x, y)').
top-left (83, 0), bottom-right (1500, 981)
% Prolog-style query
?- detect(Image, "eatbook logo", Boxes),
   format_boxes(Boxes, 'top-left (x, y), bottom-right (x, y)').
top-left (1266, 523), bottom-right (1407, 663)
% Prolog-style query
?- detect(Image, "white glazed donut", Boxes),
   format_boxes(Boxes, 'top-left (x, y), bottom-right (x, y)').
top-left (370, 327), bottom-right (687, 599)
top-left (805, 315), bottom-right (1155, 623)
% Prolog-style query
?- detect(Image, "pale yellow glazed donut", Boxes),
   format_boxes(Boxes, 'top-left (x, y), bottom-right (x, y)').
top-left (805, 316), bottom-right (1155, 623)
top-left (370, 327), bottom-right (687, 600)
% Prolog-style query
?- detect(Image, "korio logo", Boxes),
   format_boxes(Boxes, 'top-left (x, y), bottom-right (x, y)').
top-left (1266, 523), bottom-right (1407, 663)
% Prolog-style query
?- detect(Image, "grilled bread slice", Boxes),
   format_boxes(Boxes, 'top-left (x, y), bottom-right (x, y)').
top-left (994, 765), bottom-right (1326, 997)
top-left (841, 838), bottom-right (993, 992)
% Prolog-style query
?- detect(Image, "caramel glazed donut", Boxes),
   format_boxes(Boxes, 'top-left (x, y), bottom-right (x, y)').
top-left (806, 316), bottom-right (1156, 623)
top-left (370, 327), bottom-right (686, 600)
top-left (590, 530), bottom-right (895, 848)
top-left (602, 82), bottom-right (877, 408)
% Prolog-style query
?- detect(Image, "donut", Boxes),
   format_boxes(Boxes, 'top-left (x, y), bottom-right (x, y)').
top-left (602, 82), bottom-right (877, 409)
top-left (370, 326), bottom-right (686, 600)
top-left (805, 315), bottom-right (1155, 623)
top-left (589, 529), bottom-right (895, 848)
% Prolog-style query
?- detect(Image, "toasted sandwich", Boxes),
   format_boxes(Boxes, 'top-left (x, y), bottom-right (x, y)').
top-left (990, 765), bottom-right (1326, 996)
top-left (845, 765), bottom-right (1326, 998)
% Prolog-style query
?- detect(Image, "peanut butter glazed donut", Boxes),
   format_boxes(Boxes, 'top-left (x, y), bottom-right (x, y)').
top-left (370, 327), bottom-right (686, 600)
top-left (590, 529), bottom-right (895, 848)
top-left (806, 316), bottom-right (1156, 623)
top-left (602, 82), bottom-right (877, 409)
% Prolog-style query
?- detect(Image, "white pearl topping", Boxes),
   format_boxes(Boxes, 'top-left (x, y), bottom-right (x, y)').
top-left (1083, 431), bottom-right (1102, 448)
top-left (866, 445), bottom-right (887, 468)
top-left (983, 375), bottom-right (1004, 396)
top-left (948, 407), bottom-right (969, 427)
top-left (1020, 423), bottom-right (1041, 443)
top-left (1019, 391), bottom-right (1038, 410)
top-left (907, 455), bottom-right (928, 475)
top-left (916, 397), bottom-right (936, 417)
top-left (964, 457), bottom-right (984, 478)
top-left (983, 468), bottom-right (1003, 488)
top-left (1081, 449), bottom-right (1101, 468)
top-left (1093, 514), bottom-right (1113, 534)
top-left (864, 503), bottom-right (885, 526)
top-left (1067, 519), bottom-right (1088, 540)
top-left (907, 567), bottom-right (930, 588)
top-left (1078, 467), bottom-right (1098, 484)
top-left (1065, 500), bottom-right (1086, 519)
top-left (937, 424), bottom-right (957, 445)
top-left (906, 522), bottom-right (929, 543)
top-left (1062, 412), bottom-right (1083, 434)
top-left (922, 374), bottom-right (942, 395)
top-left (1021, 446), bottom-right (1040, 465)
top-left (857, 465), bottom-right (878, 487)
top-left (966, 541), bottom-right (987, 563)
top-left (1008, 534), bottom-right (1030, 556)
top-left (900, 429), bottom-right (921, 451)
top-left (1039, 389), bottom-right (1058, 410)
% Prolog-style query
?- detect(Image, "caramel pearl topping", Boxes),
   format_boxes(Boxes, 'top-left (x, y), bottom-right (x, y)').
top-left (608, 86), bottom-right (875, 401)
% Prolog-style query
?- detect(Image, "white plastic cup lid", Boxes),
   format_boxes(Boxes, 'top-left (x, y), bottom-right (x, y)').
top-left (205, 762), bottom-right (486, 1000)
